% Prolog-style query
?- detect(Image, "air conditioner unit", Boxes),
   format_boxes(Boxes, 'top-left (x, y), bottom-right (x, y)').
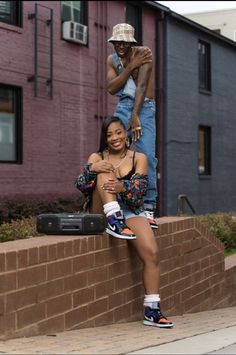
top-left (62, 21), bottom-right (88, 45)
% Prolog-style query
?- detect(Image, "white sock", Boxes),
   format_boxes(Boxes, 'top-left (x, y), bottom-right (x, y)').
top-left (103, 201), bottom-right (121, 217)
top-left (144, 294), bottom-right (160, 309)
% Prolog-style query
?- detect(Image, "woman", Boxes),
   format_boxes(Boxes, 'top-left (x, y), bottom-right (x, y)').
top-left (75, 116), bottom-right (173, 328)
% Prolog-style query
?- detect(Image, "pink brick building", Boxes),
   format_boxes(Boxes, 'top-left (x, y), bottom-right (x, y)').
top-left (3, 1), bottom-right (235, 216)
top-left (0, 0), bottom-right (161, 205)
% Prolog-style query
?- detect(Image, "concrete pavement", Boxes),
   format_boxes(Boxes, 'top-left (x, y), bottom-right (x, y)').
top-left (0, 306), bottom-right (235, 354)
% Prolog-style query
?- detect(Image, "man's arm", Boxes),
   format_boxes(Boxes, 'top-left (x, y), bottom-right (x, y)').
top-left (131, 61), bottom-right (153, 141)
top-left (107, 55), bottom-right (133, 95)
top-left (107, 49), bottom-right (152, 95)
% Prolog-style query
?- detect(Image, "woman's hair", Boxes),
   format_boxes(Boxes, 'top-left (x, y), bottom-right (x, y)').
top-left (98, 116), bottom-right (126, 152)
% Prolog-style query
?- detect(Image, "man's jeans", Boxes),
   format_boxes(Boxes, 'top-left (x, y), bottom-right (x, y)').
top-left (114, 97), bottom-right (157, 210)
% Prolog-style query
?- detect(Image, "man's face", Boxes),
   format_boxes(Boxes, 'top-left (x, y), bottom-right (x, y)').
top-left (113, 41), bottom-right (132, 58)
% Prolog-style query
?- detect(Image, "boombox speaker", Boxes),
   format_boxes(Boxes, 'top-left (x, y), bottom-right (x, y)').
top-left (37, 213), bottom-right (106, 235)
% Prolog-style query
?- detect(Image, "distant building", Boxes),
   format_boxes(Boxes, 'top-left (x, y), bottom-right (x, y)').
top-left (184, 8), bottom-right (236, 42)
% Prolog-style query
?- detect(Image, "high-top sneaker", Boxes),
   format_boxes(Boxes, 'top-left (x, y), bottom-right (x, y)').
top-left (143, 305), bottom-right (173, 328)
top-left (106, 211), bottom-right (136, 240)
top-left (144, 209), bottom-right (158, 229)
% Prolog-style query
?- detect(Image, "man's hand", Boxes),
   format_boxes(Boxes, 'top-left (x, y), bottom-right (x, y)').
top-left (130, 112), bottom-right (142, 141)
top-left (129, 48), bottom-right (152, 71)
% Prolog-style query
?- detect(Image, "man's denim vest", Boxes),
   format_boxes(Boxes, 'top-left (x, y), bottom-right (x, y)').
top-left (112, 52), bottom-right (136, 99)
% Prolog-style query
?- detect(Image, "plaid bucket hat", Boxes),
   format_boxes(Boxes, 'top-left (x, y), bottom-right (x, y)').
top-left (108, 23), bottom-right (137, 43)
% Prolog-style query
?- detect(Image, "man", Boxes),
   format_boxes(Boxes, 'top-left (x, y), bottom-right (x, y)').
top-left (107, 23), bottom-right (158, 228)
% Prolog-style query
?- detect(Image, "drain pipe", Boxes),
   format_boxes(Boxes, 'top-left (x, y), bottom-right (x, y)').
top-left (156, 10), bottom-right (166, 217)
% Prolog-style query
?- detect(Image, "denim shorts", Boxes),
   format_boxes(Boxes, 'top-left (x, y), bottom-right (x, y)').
top-left (119, 200), bottom-right (146, 220)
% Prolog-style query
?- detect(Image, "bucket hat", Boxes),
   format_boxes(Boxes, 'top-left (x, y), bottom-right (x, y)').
top-left (108, 23), bottom-right (137, 43)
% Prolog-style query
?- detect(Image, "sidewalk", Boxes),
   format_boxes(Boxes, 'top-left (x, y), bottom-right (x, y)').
top-left (0, 306), bottom-right (235, 354)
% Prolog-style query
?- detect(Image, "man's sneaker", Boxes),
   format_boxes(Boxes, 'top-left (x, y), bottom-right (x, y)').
top-left (143, 306), bottom-right (173, 328)
top-left (106, 211), bottom-right (136, 240)
top-left (145, 209), bottom-right (158, 229)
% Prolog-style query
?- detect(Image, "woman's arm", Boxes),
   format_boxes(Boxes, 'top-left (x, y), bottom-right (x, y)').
top-left (120, 153), bottom-right (149, 209)
top-left (74, 153), bottom-right (114, 196)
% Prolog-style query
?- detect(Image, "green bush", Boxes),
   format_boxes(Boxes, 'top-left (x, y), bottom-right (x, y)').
top-left (0, 194), bottom-right (85, 243)
top-left (0, 194), bottom-right (85, 224)
top-left (197, 212), bottom-right (236, 250)
top-left (0, 216), bottom-right (40, 243)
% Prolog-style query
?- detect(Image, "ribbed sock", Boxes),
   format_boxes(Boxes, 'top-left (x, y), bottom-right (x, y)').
top-left (143, 294), bottom-right (160, 309)
top-left (103, 201), bottom-right (121, 217)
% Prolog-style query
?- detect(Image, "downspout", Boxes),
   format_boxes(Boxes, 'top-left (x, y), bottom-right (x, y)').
top-left (156, 10), bottom-right (166, 217)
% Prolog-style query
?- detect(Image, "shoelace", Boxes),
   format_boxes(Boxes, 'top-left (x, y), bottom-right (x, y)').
top-left (113, 217), bottom-right (126, 230)
top-left (152, 307), bottom-right (167, 320)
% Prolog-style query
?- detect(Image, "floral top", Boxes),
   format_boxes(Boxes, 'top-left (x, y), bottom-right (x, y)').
top-left (74, 163), bottom-right (148, 215)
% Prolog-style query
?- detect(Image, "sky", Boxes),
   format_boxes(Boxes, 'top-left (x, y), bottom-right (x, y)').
top-left (157, 1), bottom-right (236, 14)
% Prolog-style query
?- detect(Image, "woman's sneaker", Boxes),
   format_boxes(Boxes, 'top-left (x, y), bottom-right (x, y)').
top-left (143, 305), bottom-right (173, 328)
top-left (106, 211), bottom-right (136, 240)
top-left (144, 209), bottom-right (158, 229)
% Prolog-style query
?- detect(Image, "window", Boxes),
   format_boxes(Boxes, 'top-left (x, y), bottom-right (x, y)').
top-left (61, 1), bottom-right (87, 25)
top-left (198, 40), bottom-right (211, 92)
top-left (198, 126), bottom-right (211, 175)
top-left (0, 84), bottom-right (22, 163)
top-left (125, 2), bottom-right (142, 45)
top-left (0, 0), bottom-right (22, 27)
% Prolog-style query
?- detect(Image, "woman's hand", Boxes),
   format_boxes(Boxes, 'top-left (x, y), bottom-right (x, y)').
top-left (90, 161), bottom-right (114, 173)
top-left (102, 178), bottom-right (126, 194)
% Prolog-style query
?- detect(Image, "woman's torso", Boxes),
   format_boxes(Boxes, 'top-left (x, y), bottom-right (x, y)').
top-left (101, 150), bottom-right (136, 180)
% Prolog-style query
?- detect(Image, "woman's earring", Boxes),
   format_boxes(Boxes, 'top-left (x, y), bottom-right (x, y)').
top-left (126, 137), bottom-right (130, 148)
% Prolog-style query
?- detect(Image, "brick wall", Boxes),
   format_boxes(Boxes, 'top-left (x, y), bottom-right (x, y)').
top-left (0, 216), bottom-right (235, 340)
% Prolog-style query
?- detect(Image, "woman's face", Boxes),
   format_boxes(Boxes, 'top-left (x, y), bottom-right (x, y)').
top-left (106, 121), bottom-right (127, 152)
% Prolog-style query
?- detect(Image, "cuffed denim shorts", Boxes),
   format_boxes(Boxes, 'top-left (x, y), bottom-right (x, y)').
top-left (119, 200), bottom-right (146, 220)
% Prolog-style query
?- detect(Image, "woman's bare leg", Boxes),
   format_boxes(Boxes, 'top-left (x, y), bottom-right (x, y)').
top-left (125, 217), bottom-right (160, 294)
top-left (126, 216), bottom-right (173, 327)
top-left (90, 172), bottom-right (117, 214)
top-left (90, 173), bottom-right (135, 239)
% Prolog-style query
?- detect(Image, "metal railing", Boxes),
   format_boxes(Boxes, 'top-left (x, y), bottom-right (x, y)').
top-left (177, 194), bottom-right (196, 215)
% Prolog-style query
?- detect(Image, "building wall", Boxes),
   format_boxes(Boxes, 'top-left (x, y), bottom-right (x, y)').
top-left (1, 1), bottom-right (236, 216)
top-left (164, 16), bottom-right (236, 215)
top-left (0, 1), bottom-right (105, 199)
top-left (184, 9), bottom-right (236, 42)
top-left (0, 1), bottom-right (157, 202)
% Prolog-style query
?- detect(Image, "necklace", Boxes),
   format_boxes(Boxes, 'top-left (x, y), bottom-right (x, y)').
top-left (113, 154), bottom-right (127, 170)
top-left (107, 149), bottom-right (128, 170)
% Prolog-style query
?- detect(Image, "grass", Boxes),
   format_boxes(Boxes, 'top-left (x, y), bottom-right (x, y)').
top-left (224, 247), bottom-right (236, 257)
top-left (197, 212), bottom-right (236, 252)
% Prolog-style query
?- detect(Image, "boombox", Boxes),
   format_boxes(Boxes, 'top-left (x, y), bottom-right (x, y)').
top-left (36, 213), bottom-right (106, 235)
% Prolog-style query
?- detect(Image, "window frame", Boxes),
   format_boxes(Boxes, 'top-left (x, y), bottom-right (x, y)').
top-left (125, 2), bottom-right (142, 45)
top-left (198, 125), bottom-right (211, 176)
top-left (0, 83), bottom-right (22, 164)
top-left (0, 0), bottom-right (22, 27)
top-left (61, 1), bottom-right (88, 26)
top-left (198, 40), bottom-right (211, 94)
